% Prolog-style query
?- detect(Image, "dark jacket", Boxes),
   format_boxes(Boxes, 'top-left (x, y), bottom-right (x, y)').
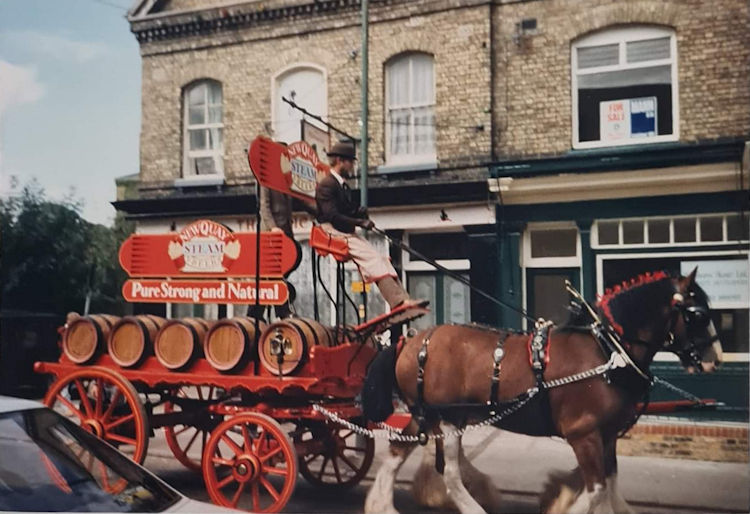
top-left (315, 174), bottom-right (366, 234)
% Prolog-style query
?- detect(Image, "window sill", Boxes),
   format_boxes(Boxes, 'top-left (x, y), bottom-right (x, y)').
top-left (572, 135), bottom-right (679, 151)
top-left (174, 176), bottom-right (225, 188)
top-left (377, 161), bottom-right (438, 174)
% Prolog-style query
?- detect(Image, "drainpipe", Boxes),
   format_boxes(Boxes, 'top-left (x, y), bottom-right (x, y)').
top-left (360, 0), bottom-right (369, 208)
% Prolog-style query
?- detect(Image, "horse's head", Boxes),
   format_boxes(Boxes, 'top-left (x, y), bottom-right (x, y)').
top-left (598, 269), bottom-right (722, 374)
top-left (666, 267), bottom-right (723, 374)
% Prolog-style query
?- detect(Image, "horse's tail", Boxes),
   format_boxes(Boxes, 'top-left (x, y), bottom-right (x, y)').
top-left (362, 343), bottom-right (397, 422)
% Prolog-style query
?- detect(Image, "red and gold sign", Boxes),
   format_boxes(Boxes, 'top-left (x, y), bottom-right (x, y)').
top-left (248, 136), bottom-right (328, 204)
top-left (119, 220), bottom-right (298, 278)
top-left (123, 279), bottom-right (289, 305)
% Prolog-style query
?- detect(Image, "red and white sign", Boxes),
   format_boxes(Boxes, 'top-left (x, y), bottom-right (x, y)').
top-left (123, 279), bottom-right (289, 305)
top-left (600, 99), bottom-right (630, 141)
top-left (169, 220), bottom-right (239, 273)
top-left (248, 136), bottom-right (329, 204)
top-left (119, 221), bottom-right (298, 278)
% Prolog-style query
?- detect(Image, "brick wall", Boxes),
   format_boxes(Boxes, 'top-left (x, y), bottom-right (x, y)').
top-left (619, 423), bottom-right (749, 463)
top-left (494, 0), bottom-right (750, 157)
top-left (133, 0), bottom-right (749, 185)
top-left (136, 0), bottom-right (491, 187)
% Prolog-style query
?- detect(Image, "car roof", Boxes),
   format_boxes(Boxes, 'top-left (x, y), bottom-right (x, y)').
top-left (0, 395), bottom-right (44, 414)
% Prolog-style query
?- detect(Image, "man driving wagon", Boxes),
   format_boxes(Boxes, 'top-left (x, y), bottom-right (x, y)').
top-left (316, 141), bottom-right (428, 324)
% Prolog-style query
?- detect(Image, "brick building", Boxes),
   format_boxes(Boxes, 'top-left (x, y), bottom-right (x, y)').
top-left (119, 0), bottom-right (748, 420)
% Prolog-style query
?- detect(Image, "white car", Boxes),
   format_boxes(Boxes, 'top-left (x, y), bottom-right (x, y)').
top-left (0, 395), bottom-right (236, 512)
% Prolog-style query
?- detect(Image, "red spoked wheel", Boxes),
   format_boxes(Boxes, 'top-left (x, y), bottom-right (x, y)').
top-left (163, 385), bottom-right (223, 472)
top-left (296, 419), bottom-right (374, 490)
top-left (203, 413), bottom-right (297, 513)
top-left (44, 367), bottom-right (149, 465)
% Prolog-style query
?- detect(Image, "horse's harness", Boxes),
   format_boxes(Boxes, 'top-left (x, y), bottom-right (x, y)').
top-left (411, 321), bottom-right (556, 442)
top-left (665, 291), bottom-right (717, 369)
top-left (408, 287), bottom-right (713, 443)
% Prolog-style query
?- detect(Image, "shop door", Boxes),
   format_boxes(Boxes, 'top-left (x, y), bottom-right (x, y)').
top-left (409, 272), bottom-right (471, 330)
top-left (526, 268), bottom-right (580, 325)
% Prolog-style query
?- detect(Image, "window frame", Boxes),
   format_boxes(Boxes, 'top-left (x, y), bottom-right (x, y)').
top-left (591, 213), bottom-right (749, 249)
top-left (182, 79), bottom-right (224, 179)
top-left (596, 250), bottom-right (749, 361)
top-left (384, 52), bottom-right (437, 167)
top-left (403, 230), bottom-right (470, 328)
top-left (271, 63), bottom-right (328, 146)
top-left (571, 25), bottom-right (679, 149)
top-left (522, 222), bottom-right (582, 268)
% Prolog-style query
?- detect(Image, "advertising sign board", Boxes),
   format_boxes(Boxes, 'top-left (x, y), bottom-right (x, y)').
top-left (118, 220), bottom-right (299, 278)
top-left (123, 279), bottom-right (289, 305)
top-left (247, 136), bottom-right (329, 204)
top-left (681, 260), bottom-right (749, 308)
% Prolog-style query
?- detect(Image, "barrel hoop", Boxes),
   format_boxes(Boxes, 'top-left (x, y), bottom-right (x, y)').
top-left (295, 318), bottom-right (320, 347)
top-left (142, 316), bottom-right (160, 332)
top-left (95, 315), bottom-right (115, 330)
top-left (234, 320), bottom-right (252, 344)
top-left (194, 318), bottom-right (211, 331)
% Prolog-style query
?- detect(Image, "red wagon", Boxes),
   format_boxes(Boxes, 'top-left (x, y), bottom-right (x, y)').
top-left (35, 323), bottom-right (385, 512)
top-left (35, 137), bottom-right (426, 512)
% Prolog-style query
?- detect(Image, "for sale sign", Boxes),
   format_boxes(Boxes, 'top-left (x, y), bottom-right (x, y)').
top-left (600, 96), bottom-right (657, 141)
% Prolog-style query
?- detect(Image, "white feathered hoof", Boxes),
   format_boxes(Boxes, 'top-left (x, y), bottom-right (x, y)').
top-left (412, 442), bottom-right (453, 509)
top-left (411, 441), bottom-right (502, 512)
top-left (540, 468), bottom-right (584, 514)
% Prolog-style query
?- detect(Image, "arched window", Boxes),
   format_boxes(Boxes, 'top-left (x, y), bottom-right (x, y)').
top-left (272, 65), bottom-right (327, 147)
top-left (572, 26), bottom-right (678, 148)
top-left (385, 52), bottom-right (436, 165)
top-left (183, 80), bottom-right (223, 176)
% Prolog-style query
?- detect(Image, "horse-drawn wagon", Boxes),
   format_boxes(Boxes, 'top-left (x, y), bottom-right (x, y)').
top-left (34, 136), bottom-right (421, 513)
top-left (35, 135), bottom-right (724, 514)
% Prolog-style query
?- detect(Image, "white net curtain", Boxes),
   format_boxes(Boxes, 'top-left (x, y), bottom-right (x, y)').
top-left (386, 53), bottom-right (435, 162)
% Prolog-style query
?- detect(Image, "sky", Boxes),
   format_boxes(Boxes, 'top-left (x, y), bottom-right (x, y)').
top-left (0, 0), bottom-right (140, 226)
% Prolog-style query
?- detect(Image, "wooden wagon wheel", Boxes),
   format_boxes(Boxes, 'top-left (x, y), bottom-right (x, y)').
top-left (296, 419), bottom-right (374, 490)
top-left (202, 413), bottom-right (297, 513)
top-left (163, 385), bottom-right (223, 472)
top-left (43, 367), bottom-right (149, 465)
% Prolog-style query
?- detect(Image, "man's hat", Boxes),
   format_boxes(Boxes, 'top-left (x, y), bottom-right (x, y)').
top-left (327, 141), bottom-right (356, 160)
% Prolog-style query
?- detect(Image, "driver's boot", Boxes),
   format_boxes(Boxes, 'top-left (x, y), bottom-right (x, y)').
top-left (376, 276), bottom-right (429, 324)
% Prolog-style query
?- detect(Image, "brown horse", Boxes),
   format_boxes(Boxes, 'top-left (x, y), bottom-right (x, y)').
top-left (363, 269), bottom-right (722, 513)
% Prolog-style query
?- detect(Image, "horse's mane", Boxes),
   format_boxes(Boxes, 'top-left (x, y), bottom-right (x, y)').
top-left (596, 271), bottom-right (672, 337)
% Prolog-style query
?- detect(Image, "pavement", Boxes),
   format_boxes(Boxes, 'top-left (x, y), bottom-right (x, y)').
top-left (367, 427), bottom-right (750, 513)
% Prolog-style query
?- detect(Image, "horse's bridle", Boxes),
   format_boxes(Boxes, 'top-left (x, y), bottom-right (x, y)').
top-left (665, 291), bottom-right (717, 371)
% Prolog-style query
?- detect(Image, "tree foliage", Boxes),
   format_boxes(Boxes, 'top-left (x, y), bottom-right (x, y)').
top-left (0, 181), bottom-right (133, 315)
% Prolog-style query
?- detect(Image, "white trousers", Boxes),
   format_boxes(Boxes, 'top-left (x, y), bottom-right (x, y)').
top-left (320, 223), bottom-right (397, 283)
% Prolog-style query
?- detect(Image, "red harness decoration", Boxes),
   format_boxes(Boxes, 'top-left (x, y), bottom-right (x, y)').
top-left (598, 271), bottom-right (669, 336)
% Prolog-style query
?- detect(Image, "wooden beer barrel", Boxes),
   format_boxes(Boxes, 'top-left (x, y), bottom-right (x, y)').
top-left (258, 318), bottom-right (335, 375)
top-left (154, 318), bottom-right (212, 371)
top-left (107, 315), bottom-right (167, 368)
top-left (204, 317), bottom-right (266, 372)
top-left (62, 314), bottom-right (120, 364)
